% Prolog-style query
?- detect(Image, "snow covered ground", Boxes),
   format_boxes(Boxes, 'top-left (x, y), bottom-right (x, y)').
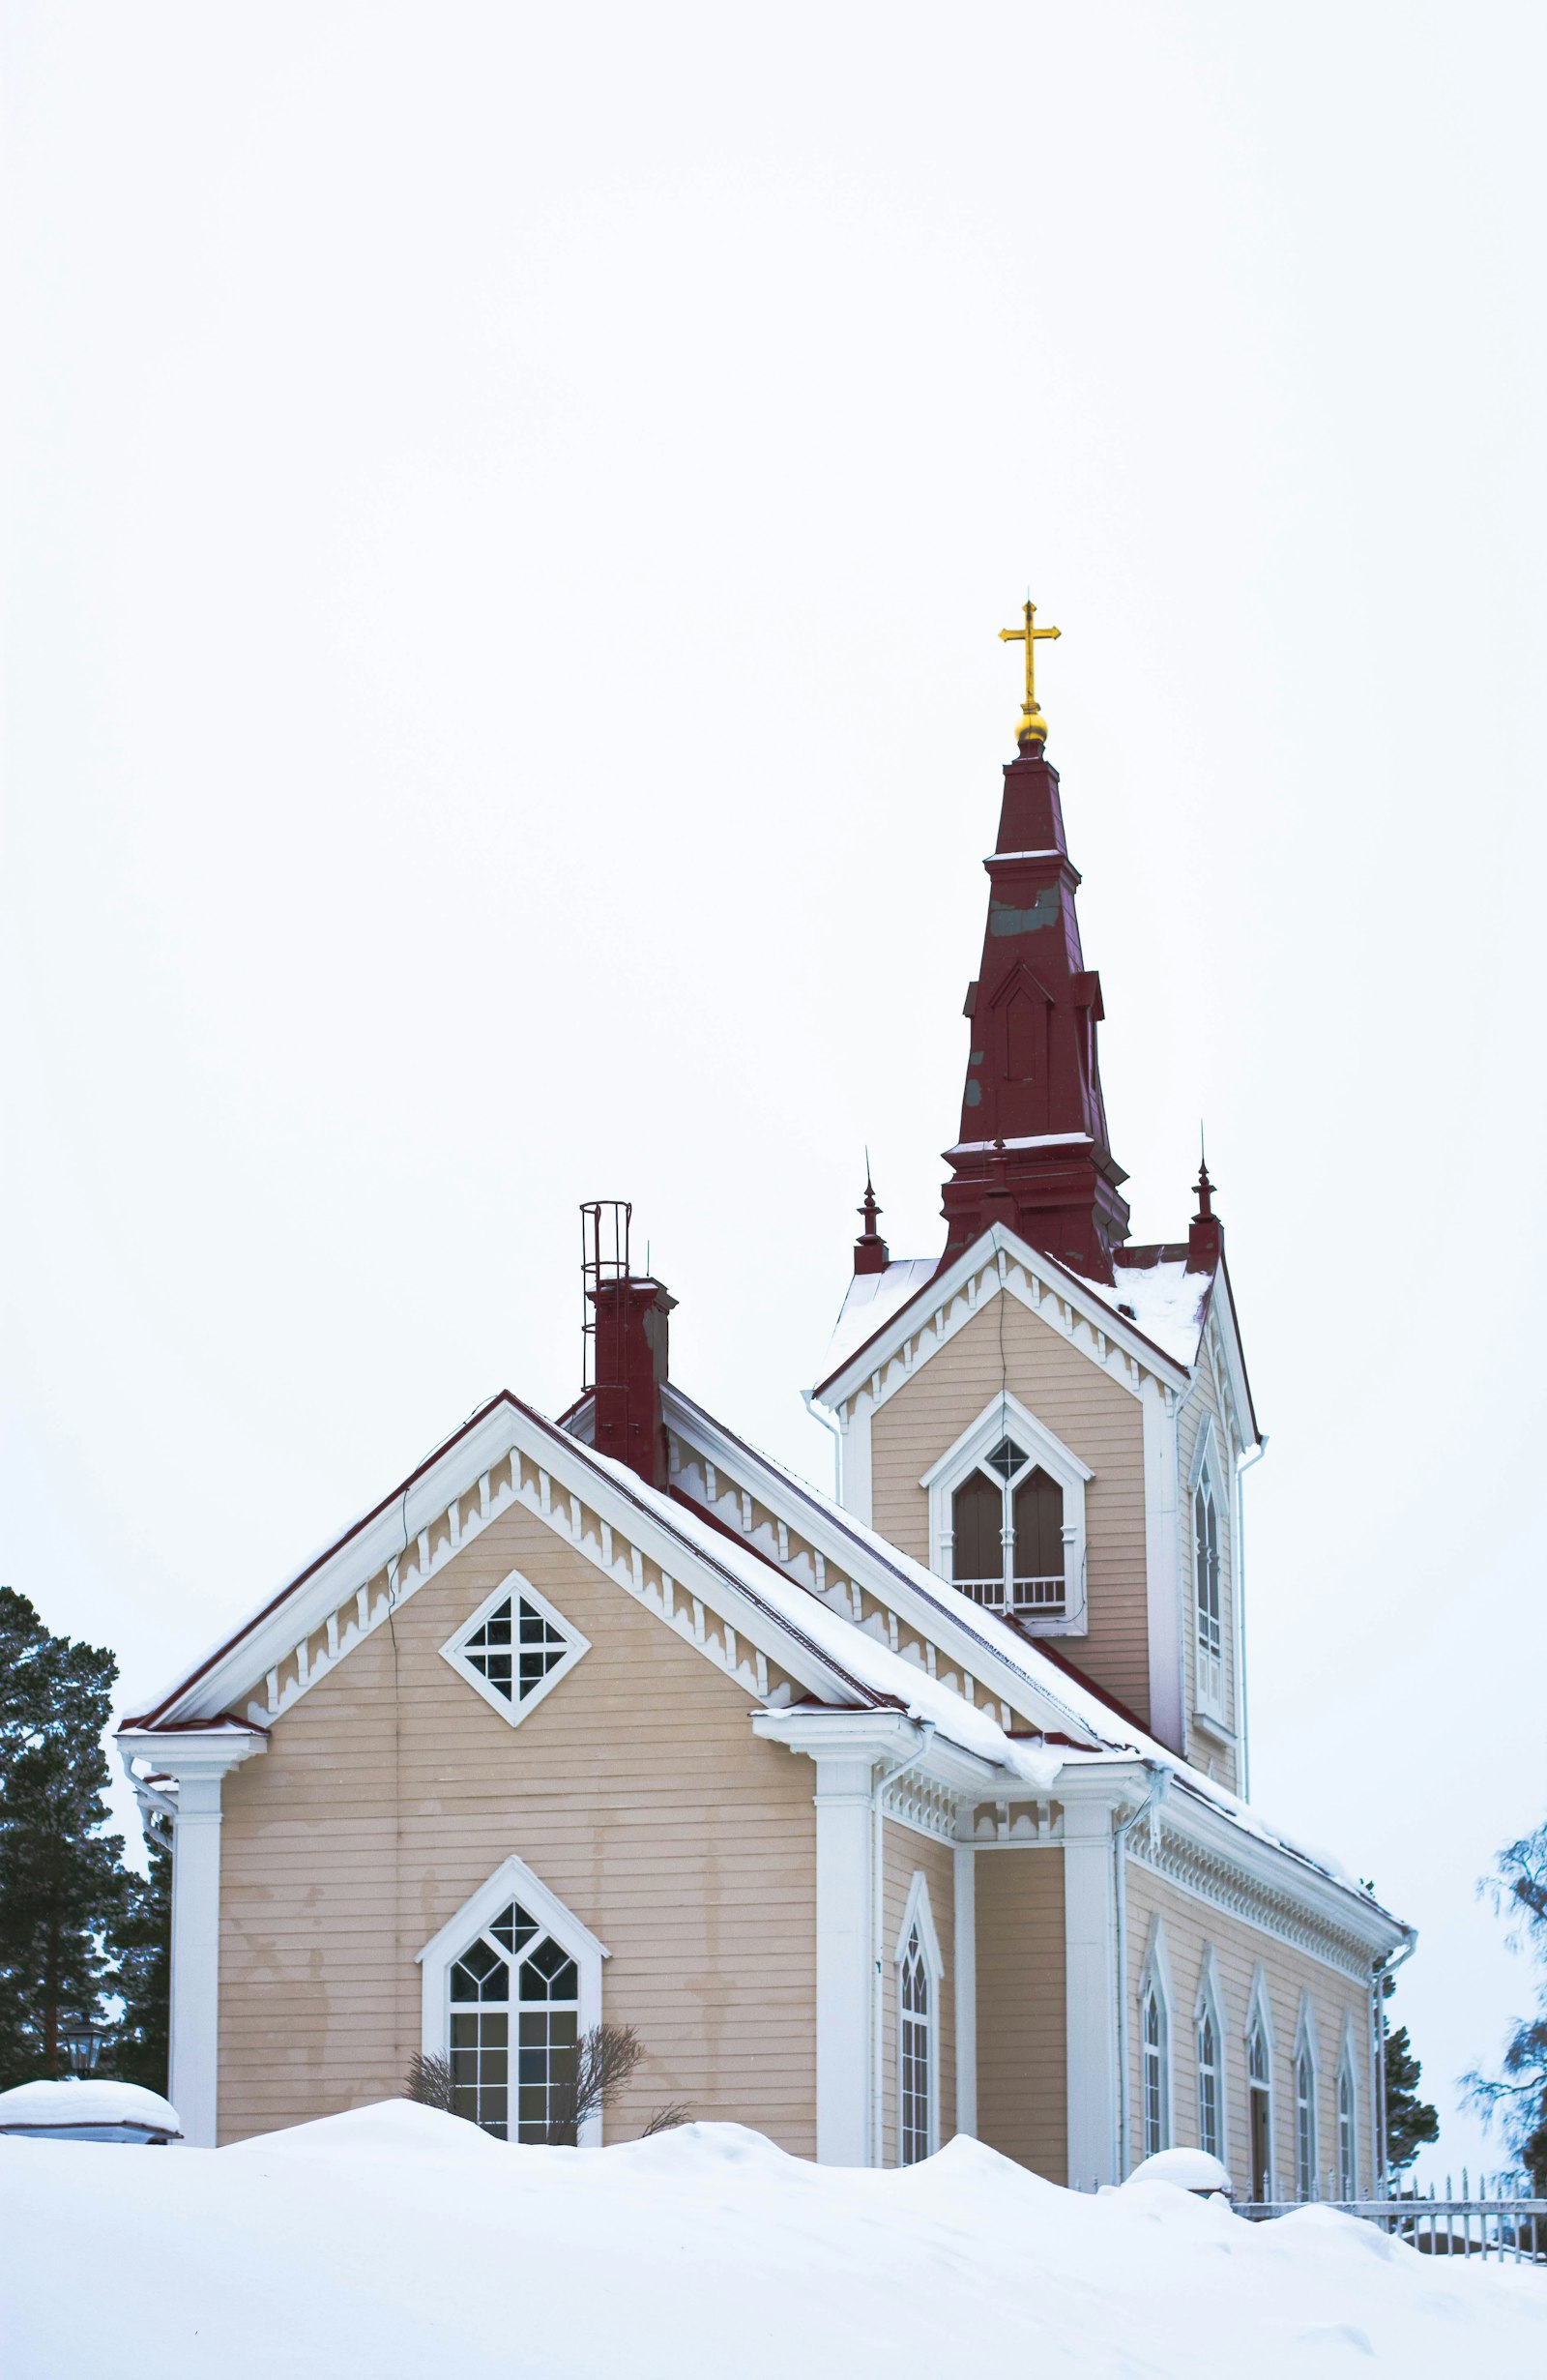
top-left (5, 2105), bottom-right (1544, 2378)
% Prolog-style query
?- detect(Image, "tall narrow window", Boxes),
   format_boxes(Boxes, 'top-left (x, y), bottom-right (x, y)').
top-left (1197, 2005), bottom-right (1221, 2160)
top-left (1247, 2016), bottom-right (1271, 2199)
top-left (1295, 2047), bottom-right (1317, 2200)
top-left (1194, 1476), bottom-right (1223, 1714)
top-left (949, 1438), bottom-right (1065, 1618)
top-left (899, 1922), bottom-right (931, 2165)
top-left (1142, 1984), bottom-right (1168, 2157)
top-left (448, 1899), bottom-right (580, 2141)
top-left (1337, 2061), bottom-right (1357, 2198)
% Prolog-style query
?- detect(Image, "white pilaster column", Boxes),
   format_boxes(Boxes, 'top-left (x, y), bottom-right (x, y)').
top-left (953, 1842), bottom-right (977, 2139)
top-left (812, 1748), bottom-right (875, 2165)
top-left (1063, 1798), bottom-right (1120, 2189)
top-left (119, 1726), bottom-right (266, 2148)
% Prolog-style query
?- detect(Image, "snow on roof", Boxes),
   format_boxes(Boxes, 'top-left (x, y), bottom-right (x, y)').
top-left (819, 1258), bottom-right (937, 1386)
top-left (585, 1447), bottom-right (1061, 1788)
top-left (0, 2078), bottom-right (181, 2132)
top-left (1075, 1255), bottom-right (1212, 1369)
top-left (10, 2101), bottom-right (1538, 2375)
top-left (661, 1389), bottom-right (1401, 1927)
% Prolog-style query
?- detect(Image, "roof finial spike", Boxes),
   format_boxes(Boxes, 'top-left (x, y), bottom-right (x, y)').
top-left (1193, 1124), bottom-right (1214, 1221)
top-left (853, 1155), bottom-right (889, 1276)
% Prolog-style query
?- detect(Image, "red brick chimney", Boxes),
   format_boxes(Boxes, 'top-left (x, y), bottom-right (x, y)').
top-left (589, 1274), bottom-right (676, 1491)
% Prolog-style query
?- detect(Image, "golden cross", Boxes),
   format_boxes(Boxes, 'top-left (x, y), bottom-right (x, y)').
top-left (999, 597), bottom-right (1061, 748)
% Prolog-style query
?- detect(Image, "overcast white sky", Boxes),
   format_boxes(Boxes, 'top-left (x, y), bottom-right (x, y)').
top-left (5, 2), bottom-right (1545, 2185)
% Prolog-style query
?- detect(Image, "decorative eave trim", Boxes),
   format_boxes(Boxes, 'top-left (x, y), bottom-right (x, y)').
top-left (661, 1386), bottom-right (1116, 1751)
top-left (118, 1393), bottom-right (899, 1743)
top-left (810, 1224), bottom-right (1192, 1418)
top-left (1137, 1781), bottom-right (1412, 1980)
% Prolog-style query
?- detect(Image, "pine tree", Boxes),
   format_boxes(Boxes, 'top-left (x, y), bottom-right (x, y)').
top-left (108, 1836), bottom-right (171, 2093)
top-left (1381, 1974), bottom-right (1439, 2172)
top-left (1466, 1819), bottom-right (1547, 2191)
top-left (0, 1587), bottom-right (127, 2087)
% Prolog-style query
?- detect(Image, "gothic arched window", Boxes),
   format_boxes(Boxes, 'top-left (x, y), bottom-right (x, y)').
top-left (949, 1438), bottom-right (1065, 1618)
top-left (1247, 2012), bottom-right (1272, 2200)
top-left (1337, 2055), bottom-right (1357, 2199)
top-left (1194, 1474), bottom-right (1223, 1716)
top-left (1197, 2003), bottom-right (1221, 2160)
top-left (899, 1922), bottom-right (931, 2166)
top-left (1295, 2042), bottom-right (1318, 2201)
top-left (1142, 1983), bottom-right (1169, 2158)
top-left (449, 1899), bottom-right (580, 2141)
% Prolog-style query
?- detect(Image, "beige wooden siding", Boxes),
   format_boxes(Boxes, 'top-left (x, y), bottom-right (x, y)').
top-left (216, 1498), bottom-right (817, 2149)
top-left (1176, 1345), bottom-right (1240, 1797)
top-left (1124, 1861), bottom-right (1378, 2195)
top-left (975, 1848), bottom-right (1066, 2183)
top-left (870, 1296), bottom-right (1153, 1726)
top-left (879, 1822), bottom-right (956, 2164)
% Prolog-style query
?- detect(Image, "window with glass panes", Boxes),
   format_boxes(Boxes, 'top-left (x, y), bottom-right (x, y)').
top-left (1296, 2048), bottom-right (1317, 2200)
top-left (1197, 2005), bottom-right (1221, 2159)
top-left (461, 1593), bottom-right (571, 1707)
top-left (1337, 2063), bottom-right (1357, 2198)
top-left (448, 1900), bottom-right (580, 2141)
top-left (1142, 1984), bottom-right (1167, 2156)
top-left (1193, 1476), bottom-right (1223, 1712)
top-left (949, 1436), bottom-right (1065, 1617)
top-left (899, 1922), bottom-right (932, 2165)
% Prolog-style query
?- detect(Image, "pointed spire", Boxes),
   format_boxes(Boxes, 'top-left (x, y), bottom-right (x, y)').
top-left (938, 619), bottom-right (1130, 1280)
top-left (1188, 1133), bottom-right (1223, 1273)
top-left (853, 1161), bottom-right (890, 1276)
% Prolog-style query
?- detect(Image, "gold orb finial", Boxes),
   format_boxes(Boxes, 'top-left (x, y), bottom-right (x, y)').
top-left (998, 597), bottom-right (1061, 750)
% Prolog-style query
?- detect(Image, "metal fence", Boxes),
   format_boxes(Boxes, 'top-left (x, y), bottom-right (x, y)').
top-left (1238, 2176), bottom-right (1546, 2263)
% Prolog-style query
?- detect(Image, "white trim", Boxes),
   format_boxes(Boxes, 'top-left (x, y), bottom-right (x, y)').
top-left (809, 1745), bottom-right (881, 2164)
top-left (116, 1727), bottom-right (266, 2149)
top-left (1336, 2015), bottom-right (1360, 2199)
top-left (921, 1393), bottom-right (1092, 1635)
top-left (1064, 1798), bottom-right (1121, 2188)
top-left (416, 1855), bottom-right (610, 2147)
top-left (893, 1871), bottom-right (944, 2163)
top-left (1143, 1376), bottom-right (1184, 1749)
top-left (1293, 1993), bottom-right (1321, 2200)
top-left (1245, 1964), bottom-right (1277, 2197)
top-left (439, 1571), bottom-right (591, 1727)
top-left (1192, 1944), bottom-right (1229, 2164)
top-left (953, 1846), bottom-right (977, 2140)
top-left (1137, 1913), bottom-right (1176, 2156)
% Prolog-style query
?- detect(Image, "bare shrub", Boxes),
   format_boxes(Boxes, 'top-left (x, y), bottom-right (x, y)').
top-left (543, 2022), bottom-right (644, 2144)
top-left (641, 2101), bottom-right (690, 2136)
top-left (404, 2050), bottom-right (460, 2114)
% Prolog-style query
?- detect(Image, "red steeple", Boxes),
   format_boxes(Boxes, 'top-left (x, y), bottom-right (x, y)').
top-left (853, 1169), bottom-right (890, 1275)
top-left (940, 687), bottom-right (1130, 1281)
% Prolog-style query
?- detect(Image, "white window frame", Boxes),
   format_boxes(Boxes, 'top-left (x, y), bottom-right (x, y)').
top-left (1294, 1996), bottom-right (1321, 2202)
top-left (1189, 1421), bottom-right (1227, 1726)
top-left (1193, 1946), bottom-right (1228, 2164)
top-left (1245, 1966), bottom-right (1276, 2200)
top-left (416, 1854), bottom-right (610, 2144)
top-left (1137, 1915), bottom-right (1175, 2160)
top-left (440, 1571), bottom-right (591, 1728)
top-left (921, 1393), bottom-right (1092, 1635)
top-left (1336, 2020), bottom-right (1359, 2200)
top-left (893, 1870), bottom-right (943, 2165)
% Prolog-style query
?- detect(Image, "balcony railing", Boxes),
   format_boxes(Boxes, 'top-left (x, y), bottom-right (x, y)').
top-left (955, 1575), bottom-right (1065, 1619)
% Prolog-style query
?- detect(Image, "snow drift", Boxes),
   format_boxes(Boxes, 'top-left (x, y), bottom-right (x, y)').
top-left (4, 2104), bottom-right (1543, 2379)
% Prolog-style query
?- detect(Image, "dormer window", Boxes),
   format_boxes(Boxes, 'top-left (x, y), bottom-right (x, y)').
top-left (949, 1439), bottom-right (1066, 1617)
top-left (922, 1397), bottom-right (1091, 1635)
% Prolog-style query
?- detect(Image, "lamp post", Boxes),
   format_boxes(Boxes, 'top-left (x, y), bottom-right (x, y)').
top-left (58, 2020), bottom-right (104, 2077)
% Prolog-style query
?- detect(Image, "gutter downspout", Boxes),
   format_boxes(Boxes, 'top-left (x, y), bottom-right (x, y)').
top-left (802, 1390), bottom-right (843, 1506)
top-left (1112, 1765), bottom-right (1170, 2180)
top-left (1373, 1934), bottom-right (1416, 2195)
top-left (870, 1720), bottom-right (936, 2167)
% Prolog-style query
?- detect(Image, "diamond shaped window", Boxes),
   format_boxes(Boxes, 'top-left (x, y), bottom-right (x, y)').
top-left (984, 1435), bottom-right (1029, 1481)
top-left (442, 1572), bottom-right (591, 1728)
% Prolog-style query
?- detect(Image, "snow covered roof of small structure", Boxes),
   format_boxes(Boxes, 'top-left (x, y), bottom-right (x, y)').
top-left (1124, 2147), bottom-right (1233, 2196)
top-left (820, 1257), bottom-right (937, 1384)
top-left (0, 2077), bottom-right (181, 2139)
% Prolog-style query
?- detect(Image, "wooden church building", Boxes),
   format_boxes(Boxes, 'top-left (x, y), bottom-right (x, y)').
top-left (120, 609), bottom-right (1412, 2193)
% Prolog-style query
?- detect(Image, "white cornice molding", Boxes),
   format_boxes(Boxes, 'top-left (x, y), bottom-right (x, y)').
top-left (124, 1398), bottom-right (892, 1743)
top-left (117, 1726), bottom-right (267, 1783)
top-left (812, 1225), bottom-right (1193, 1419)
